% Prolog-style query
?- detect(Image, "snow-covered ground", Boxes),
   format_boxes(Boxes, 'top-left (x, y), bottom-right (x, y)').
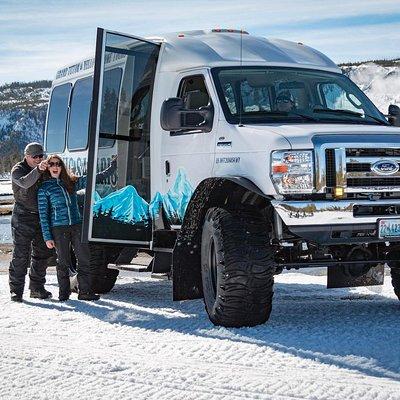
top-left (0, 269), bottom-right (399, 400)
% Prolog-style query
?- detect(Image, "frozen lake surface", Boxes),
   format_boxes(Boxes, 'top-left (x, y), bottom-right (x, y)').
top-left (0, 270), bottom-right (399, 399)
top-left (0, 180), bottom-right (12, 245)
top-left (0, 215), bottom-right (11, 244)
top-left (0, 180), bottom-right (12, 196)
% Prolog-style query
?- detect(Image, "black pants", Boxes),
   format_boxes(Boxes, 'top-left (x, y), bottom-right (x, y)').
top-left (9, 209), bottom-right (53, 296)
top-left (52, 224), bottom-right (93, 297)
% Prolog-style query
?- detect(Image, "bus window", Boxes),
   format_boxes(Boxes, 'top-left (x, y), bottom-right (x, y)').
top-left (46, 83), bottom-right (71, 153)
top-left (68, 77), bottom-right (93, 151)
top-left (99, 68), bottom-right (122, 147)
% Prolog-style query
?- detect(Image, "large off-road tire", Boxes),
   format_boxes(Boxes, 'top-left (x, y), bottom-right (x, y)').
top-left (390, 268), bottom-right (400, 300)
top-left (90, 245), bottom-right (121, 294)
top-left (201, 207), bottom-right (276, 328)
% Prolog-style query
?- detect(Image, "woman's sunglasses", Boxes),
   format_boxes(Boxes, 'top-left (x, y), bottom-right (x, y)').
top-left (48, 161), bottom-right (62, 167)
top-left (32, 154), bottom-right (44, 159)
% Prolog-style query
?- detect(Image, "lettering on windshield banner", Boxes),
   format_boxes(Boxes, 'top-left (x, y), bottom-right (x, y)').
top-left (63, 156), bottom-right (117, 186)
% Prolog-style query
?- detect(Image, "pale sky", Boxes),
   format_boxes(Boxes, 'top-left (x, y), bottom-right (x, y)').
top-left (1, 0), bottom-right (400, 84)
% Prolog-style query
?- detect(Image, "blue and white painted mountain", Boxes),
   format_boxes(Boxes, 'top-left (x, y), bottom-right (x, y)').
top-left (93, 185), bottom-right (150, 224)
top-left (94, 168), bottom-right (194, 225)
top-left (161, 168), bottom-right (194, 223)
top-left (93, 191), bottom-right (102, 202)
top-left (149, 191), bottom-right (164, 220)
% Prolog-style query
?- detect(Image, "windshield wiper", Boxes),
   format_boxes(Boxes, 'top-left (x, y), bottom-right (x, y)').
top-left (261, 110), bottom-right (320, 122)
top-left (313, 108), bottom-right (389, 125)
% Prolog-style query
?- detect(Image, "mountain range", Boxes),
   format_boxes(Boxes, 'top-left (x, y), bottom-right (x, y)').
top-left (340, 59), bottom-right (400, 114)
top-left (0, 80), bottom-right (51, 174)
top-left (0, 58), bottom-right (399, 173)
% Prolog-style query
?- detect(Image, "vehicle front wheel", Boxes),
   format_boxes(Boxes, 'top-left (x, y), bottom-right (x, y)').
top-left (201, 207), bottom-right (276, 328)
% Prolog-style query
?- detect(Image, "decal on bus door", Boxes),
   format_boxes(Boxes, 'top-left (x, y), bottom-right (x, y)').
top-left (91, 168), bottom-right (193, 241)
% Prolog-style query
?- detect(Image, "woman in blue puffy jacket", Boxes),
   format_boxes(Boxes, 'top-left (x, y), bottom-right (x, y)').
top-left (38, 154), bottom-right (115, 301)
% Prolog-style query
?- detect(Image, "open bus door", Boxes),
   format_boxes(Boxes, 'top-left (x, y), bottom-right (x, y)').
top-left (82, 28), bottom-right (160, 246)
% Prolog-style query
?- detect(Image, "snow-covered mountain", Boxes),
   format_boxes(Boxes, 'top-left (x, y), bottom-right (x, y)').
top-left (0, 81), bottom-right (51, 174)
top-left (341, 59), bottom-right (400, 113)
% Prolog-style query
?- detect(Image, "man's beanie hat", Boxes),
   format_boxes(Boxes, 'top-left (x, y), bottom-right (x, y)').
top-left (24, 142), bottom-right (43, 157)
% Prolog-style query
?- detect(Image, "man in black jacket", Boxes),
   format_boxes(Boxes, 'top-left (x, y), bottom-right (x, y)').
top-left (9, 142), bottom-right (53, 302)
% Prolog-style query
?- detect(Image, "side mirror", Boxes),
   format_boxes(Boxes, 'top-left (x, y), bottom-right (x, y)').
top-left (388, 104), bottom-right (400, 126)
top-left (160, 97), bottom-right (213, 132)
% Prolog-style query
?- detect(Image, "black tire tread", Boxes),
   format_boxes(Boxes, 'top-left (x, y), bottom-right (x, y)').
top-left (202, 207), bottom-right (275, 328)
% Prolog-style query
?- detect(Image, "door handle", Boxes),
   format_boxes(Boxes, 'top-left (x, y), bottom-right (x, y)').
top-left (165, 160), bottom-right (170, 176)
top-left (217, 141), bottom-right (232, 147)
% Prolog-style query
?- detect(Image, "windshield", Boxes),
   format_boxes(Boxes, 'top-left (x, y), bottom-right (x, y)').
top-left (211, 67), bottom-right (387, 125)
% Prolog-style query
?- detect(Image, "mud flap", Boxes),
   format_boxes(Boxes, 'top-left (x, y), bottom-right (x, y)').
top-left (172, 241), bottom-right (203, 300)
top-left (327, 264), bottom-right (384, 288)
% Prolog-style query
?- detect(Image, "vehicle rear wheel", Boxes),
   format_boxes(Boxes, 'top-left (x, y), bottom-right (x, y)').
top-left (201, 207), bottom-right (276, 328)
top-left (390, 268), bottom-right (400, 300)
top-left (90, 245), bottom-right (121, 294)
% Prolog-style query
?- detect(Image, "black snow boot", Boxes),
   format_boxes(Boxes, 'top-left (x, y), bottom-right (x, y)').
top-left (59, 290), bottom-right (71, 302)
top-left (11, 293), bottom-right (23, 302)
top-left (78, 293), bottom-right (100, 301)
top-left (30, 289), bottom-right (52, 299)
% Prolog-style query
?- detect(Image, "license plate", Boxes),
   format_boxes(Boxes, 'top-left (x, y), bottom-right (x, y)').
top-left (378, 218), bottom-right (400, 239)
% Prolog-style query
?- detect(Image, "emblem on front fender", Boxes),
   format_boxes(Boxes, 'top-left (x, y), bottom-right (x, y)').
top-left (371, 160), bottom-right (399, 175)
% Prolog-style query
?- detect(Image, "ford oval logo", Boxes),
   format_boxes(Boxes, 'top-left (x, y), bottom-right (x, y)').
top-left (371, 160), bottom-right (399, 175)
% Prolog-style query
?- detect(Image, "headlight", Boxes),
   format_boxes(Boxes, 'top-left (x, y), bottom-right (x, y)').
top-left (271, 150), bottom-right (314, 194)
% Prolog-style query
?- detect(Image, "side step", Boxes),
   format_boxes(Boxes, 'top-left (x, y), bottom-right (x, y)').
top-left (108, 255), bottom-right (153, 272)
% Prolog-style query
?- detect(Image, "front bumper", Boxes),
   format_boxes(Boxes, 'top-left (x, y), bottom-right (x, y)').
top-left (271, 199), bottom-right (400, 244)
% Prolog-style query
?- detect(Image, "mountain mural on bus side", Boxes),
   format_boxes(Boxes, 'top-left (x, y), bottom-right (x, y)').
top-left (93, 185), bottom-right (150, 223)
top-left (150, 168), bottom-right (194, 224)
top-left (91, 168), bottom-right (194, 240)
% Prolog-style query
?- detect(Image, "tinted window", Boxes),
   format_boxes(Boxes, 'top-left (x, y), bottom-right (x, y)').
top-left (99, 68), bottom-right (122, 147)
top-left (179, 75), bottom-right (210, 110)
top-left (46, 83), bottom-right (71, 152)
top-left (212, 67), bottom-right (387, 125)
top-left (241, 81), bottom-right (271, 112)
top-left (68, 77), bottom-right (93, 150)
top-left (175, 75), bottom-right (212, 134)
top-left (320, 83), bottom-right (362, 112)
top-left (222, 82), bottom-right (236, 114)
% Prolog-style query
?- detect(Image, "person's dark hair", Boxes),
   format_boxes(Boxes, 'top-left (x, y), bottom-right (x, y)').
top-left (42, 154), bottom-right (78, 194)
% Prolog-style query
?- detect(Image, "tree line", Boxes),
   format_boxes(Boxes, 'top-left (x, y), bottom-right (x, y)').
top-left (0, 135), bottom-right (23, 176)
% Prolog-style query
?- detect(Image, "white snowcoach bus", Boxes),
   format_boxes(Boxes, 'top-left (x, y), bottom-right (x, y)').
top-left (45, 28), bottom-right (400, 327)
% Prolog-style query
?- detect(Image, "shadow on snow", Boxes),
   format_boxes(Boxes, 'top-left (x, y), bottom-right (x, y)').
top-left (28, 275), bottom-right (400, 380)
